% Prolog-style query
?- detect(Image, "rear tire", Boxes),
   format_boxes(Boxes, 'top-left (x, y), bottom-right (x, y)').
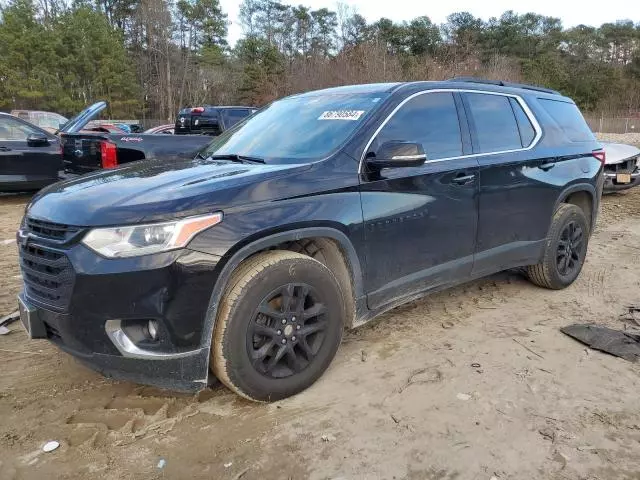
top-left (211, 251), bottom-right (345, 402)
top-left (527, 204), bottom-right (589, 290)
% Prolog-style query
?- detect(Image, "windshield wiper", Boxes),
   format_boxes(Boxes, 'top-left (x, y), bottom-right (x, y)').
top-left (207, 154), bottom-right (266, 164)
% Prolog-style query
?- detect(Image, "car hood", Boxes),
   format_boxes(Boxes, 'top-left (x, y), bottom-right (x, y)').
top-left (601, 142), bottom-right (640, 165)
top-left (59, 101), bottom-right (107, 134)
top-left (27, 158), bottom-right (311, 226)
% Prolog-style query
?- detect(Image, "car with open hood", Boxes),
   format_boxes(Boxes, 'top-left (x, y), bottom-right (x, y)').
top-left (600, 142), bottom-right (640, 193)
top-left (59, 101), bottom-right (213, 176)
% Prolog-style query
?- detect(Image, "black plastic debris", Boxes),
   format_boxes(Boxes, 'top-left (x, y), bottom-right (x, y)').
top-left (561, 324), bottom-right (640, 362)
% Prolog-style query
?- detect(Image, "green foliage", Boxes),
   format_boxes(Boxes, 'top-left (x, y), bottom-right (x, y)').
top-left (235, 34), bottom-right (283, 104)
top-left (0, 0), bottom-right (138, 116)
top-left (1, 0), bottom-right (639, 119)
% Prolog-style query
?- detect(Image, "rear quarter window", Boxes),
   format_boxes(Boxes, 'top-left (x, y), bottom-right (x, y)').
top-left (538, 99), bottom-right (595, 142)
top-left (509, 97), bottom-right (536, 147)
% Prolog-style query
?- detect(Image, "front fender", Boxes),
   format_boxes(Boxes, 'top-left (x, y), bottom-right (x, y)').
top-left (194, 226), bottom-right (365, 382)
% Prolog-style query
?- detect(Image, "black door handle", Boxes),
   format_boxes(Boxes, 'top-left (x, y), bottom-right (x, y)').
top-left (0, 146), bottom-right (11, 152)
top-left (451, 174), bottom-right (475, 185)
top-left (538, 162), bottom-right (555, 171)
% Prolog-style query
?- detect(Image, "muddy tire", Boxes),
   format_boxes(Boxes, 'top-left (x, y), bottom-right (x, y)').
top-left (211, 251), bottom-right (345, 402)
top-left (527, 204), bottom-right (589, 290)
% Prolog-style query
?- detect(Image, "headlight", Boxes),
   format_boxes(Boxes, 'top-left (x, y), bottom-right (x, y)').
top-left (81, 212), bottom-right (223, 258)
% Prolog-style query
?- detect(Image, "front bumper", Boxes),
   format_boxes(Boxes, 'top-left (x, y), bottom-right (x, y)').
top-left (603, 157), bottom-right (640, 193)
top-left (17, 235), bottom-right (222, 392)
top-left (20, 295), bottom-right (210, 391)
top-left (603, 171), bottom-right (640, 192)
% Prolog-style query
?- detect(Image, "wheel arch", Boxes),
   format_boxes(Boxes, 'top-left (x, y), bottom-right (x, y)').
top-left (200, 227), bottom-right (364, 358)
top-left (553, 183), bottom-right (598, 232)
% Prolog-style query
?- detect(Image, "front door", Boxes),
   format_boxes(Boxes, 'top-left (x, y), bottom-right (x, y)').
top-left (0, 116), bottom-right (61, 189)
top-left (360, 91), bottom-right (479, 310)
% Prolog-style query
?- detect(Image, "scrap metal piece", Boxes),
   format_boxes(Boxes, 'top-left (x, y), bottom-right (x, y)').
top-left (0, 310), bottom-right (19, 327)
top-left (561, 324), bottom-right (640, 362)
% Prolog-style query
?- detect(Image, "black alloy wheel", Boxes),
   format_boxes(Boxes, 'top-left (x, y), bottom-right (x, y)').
top-left (211, 250), bottom-right (345, 402)
top-left (556, 220), bottom-right (584, 277)
top-left (527, 203), bottom-right (590, 290)
top-left (249, 283), bottom-right (328, 378)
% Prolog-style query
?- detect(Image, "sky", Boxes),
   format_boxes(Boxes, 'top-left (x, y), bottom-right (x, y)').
top-left (219, 0), bottom-right (637, 46)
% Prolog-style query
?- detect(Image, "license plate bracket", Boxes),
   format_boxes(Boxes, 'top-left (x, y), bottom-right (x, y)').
top-left (617, 173), bottom-right (632, 184)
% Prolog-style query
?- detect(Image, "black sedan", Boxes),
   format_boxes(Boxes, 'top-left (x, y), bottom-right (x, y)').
top-left (0, 112), bottom-right (62, 191)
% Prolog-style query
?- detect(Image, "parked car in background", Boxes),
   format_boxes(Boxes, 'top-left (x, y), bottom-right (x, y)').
top-left (174, 106), bottom-right (256, 135)
top-left (82, 122), bottom-right (127, 134)
top-left (19, 79), bottom-right (604, 401)
top-left (144, 124), bottom-right (175, 135)
top-left (0, 113), bottom-right (62, 191)
top-left (601, 142), bottom-right (640, 193)
top-left (10, 110), bottom-right (68, 134)
top-left (60, 101), bottom-right (212, 176)
top-left (114, 123), bottom-right (133, 133)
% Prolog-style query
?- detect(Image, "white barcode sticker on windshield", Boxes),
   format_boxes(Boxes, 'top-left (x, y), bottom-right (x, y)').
top-left (318, 110), bottom-right (365, 121)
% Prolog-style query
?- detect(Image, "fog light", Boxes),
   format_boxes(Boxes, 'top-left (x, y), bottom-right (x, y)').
top-left (147, 320), bottom-right (159, 340)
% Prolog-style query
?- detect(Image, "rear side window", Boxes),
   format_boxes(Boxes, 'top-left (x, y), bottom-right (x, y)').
top-left (465, 93), bottom-right (522, 153)
top-left (509, 97), bottom-right (536, 147)
top-left (222, 109), bottom-right (251, 128)
top-left (374, 92), bottom-right (462, 160)
top-left (538, 99), bottom-right (595, 142)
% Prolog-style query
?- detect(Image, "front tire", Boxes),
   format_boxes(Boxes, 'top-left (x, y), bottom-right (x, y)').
top-left (527, 203), bottom-right (590, 289)
top-left (211, 251), bottom-right (345, 402)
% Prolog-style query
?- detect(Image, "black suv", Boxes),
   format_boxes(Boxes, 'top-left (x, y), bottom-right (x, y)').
top-left (17, 79), bottom-right (604, 401)
top-left (174, 105), bottom-right (256, 135)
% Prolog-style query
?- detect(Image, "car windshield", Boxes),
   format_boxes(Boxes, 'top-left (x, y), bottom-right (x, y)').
top-left (200, 92), bottom-right (389, 162)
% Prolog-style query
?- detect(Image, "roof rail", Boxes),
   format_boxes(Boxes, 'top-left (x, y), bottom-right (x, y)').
top-left (447, 77), bottom-right (561, 95)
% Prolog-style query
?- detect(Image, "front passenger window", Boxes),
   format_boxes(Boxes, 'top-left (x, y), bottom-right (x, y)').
top-left (373, 92), bottom-right (462, 160)
top-left (0, 117), bottom-right (38, 141)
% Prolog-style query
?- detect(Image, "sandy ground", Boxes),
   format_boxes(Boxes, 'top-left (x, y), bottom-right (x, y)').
top-left (1, 187), bottom-right (640, 480)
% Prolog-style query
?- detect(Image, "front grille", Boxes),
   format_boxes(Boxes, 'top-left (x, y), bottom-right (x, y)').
top-left (25, 218), bottom-right (79, 242)
top-left (605, 157), bottom-right (639, 174)
top-left (19, 243), bottom-right (75, 311)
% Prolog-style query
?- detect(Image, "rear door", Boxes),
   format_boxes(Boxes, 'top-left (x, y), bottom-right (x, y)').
top-left (360, 91), bottom-right (479, 309)
top-left (462, 91), bottom-right (549, 275)
top-left (0, 115), bottom-right (61, 189)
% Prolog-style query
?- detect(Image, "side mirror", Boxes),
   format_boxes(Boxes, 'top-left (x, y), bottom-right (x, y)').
top-left (27, 133), bottom-right (50, 147)
top-left (365, 141), bottom-right (427, 169)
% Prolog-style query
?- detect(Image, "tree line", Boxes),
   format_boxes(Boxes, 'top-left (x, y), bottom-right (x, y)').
top-left (1, 0), bottom-right (639, 123)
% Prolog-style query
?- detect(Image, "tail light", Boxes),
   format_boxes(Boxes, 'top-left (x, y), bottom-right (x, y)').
top-left (100, 141), bottom-right (118, 168)
top-left (191, 107), bottom-right (204, 114)
top-left (592, 149), bottom-right (606, 166)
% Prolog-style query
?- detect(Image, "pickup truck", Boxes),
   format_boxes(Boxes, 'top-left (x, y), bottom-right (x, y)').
top-left (175, 106), bottom-right (256, 135)
top-left (60, 102), bottom-right (214, 176)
